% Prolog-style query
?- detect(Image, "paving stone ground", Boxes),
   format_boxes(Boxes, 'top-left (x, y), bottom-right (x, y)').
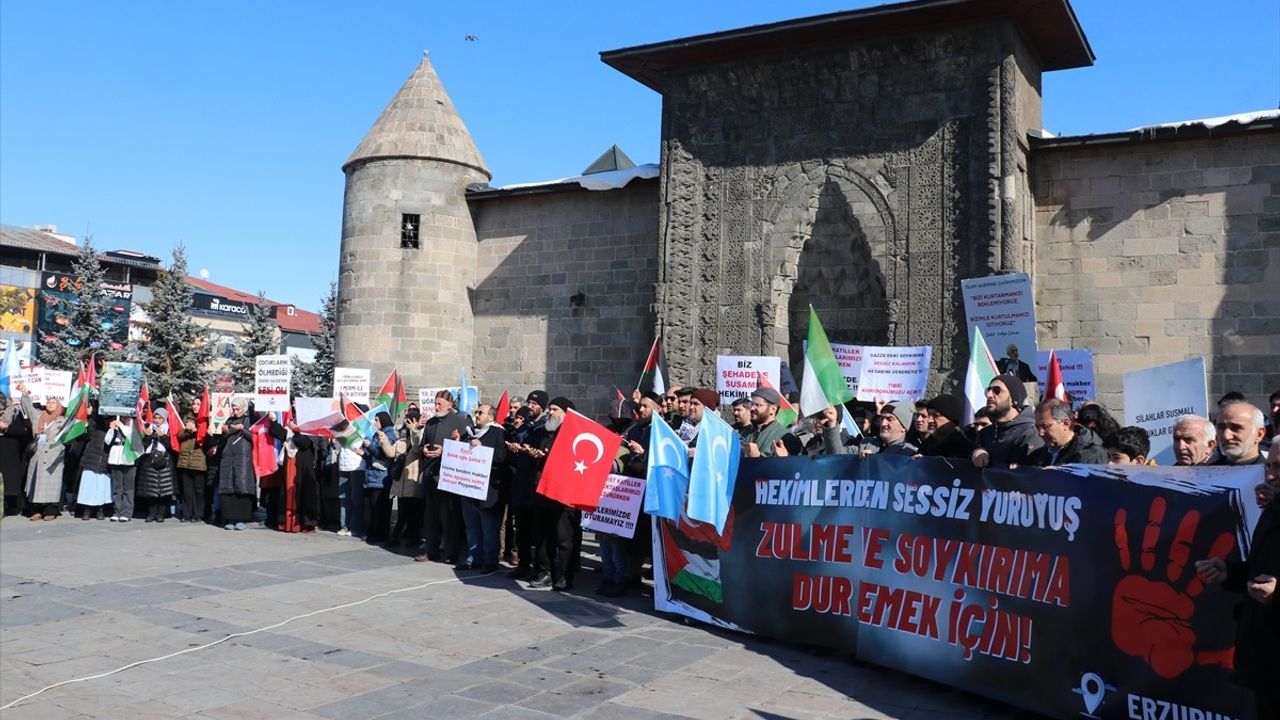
top-left (0, 517), bottom-right (1040, 720)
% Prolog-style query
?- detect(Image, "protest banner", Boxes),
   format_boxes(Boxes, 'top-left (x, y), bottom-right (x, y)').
top-left (1036, 349), bottom-right (1095, 408)
top-left (36, 272), bottom-right (132, 351)
top-left (12, 368), bottom-right (73, 404)
top-left (581, 473), bottom-right (647, 539)
top-left (716, 355), bottom-right (781, 405)
top-left (961, 273), bottom-right (1038, 383)
top-left (828, 342), bottom-right (863, 396)
top-left (333, 367), bottom-right (370, 406)
top-left (1123, 357), bottom-right (1209, 465)
top-left (437, 438), bottom-right (494, 501)
top-left (98, 361), bottom-right (143, 416)
top-left (208, 392), bottom-right (254, 433)
top-left (854, 345), bottom-right (931, 403)
top-left (652, 456), bottom-right (1261, 720)
top-left (418, 386), bottom-right (479, 410)
top-left (254, 354), bottom-right (291, 411)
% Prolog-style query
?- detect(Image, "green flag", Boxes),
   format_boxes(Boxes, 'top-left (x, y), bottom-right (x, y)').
top-left (799, 305), bottom-right (853, 416)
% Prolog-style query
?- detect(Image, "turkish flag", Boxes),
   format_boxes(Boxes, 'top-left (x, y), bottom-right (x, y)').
top-left (537, 410), bottom-right (622, 510)
top-left (165, 396), bottom-right (183, 450)
top-left (196, 385), bottom-right (210, 445)
top-left (1046, 350), bottom-right (1067, 402)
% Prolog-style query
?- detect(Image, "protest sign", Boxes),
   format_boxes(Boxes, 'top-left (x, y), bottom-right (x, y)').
top-left (333, 367), bottom-right (370, 406)
top-left (854, 345), bottom-right (931, 403)
top-left (1036, 349), bottom-right (1095, 408)
top-left (254, 354), bottom-right (291, 411)
top-left (1123, 357), bottom-right (1209, 465)
top-left (828, 342), bottom-right (863, 396)
top-left (716, 356), bottom-right (781, 405)
top-left (437, 438), bottom-right (494, 501)
top-left (652, 456), bottom-right (1260, 720)
top-left (418, 386), bottom-right (479, 410)
top-left (208, 392), bottom-right (254, 433)
top-left (11, 368), bottom-right (73, 404)
top-left (581, 473), bottom-right (647, 539)
top-left (961, 273), bottom-right (1038, 383)
top-left (98, 361), bottom-right (143, 416)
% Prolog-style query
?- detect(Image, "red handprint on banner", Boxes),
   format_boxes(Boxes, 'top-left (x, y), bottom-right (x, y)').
top-left (1111, 497), bottom-right (1236, 678)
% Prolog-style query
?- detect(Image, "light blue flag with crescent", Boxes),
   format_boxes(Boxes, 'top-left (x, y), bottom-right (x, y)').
top-left (361, 403), bottom-right (388, 441)
top-left (0, 340), bottom-right (18, 397)
top-left (644, 413), bottom-right (689, 520)
top-left (458, 368), bottom-right (471, 414)
top-left (840, 405), bottom-right (862, 439)
top-left (686, 410), bottom-right (741, 533)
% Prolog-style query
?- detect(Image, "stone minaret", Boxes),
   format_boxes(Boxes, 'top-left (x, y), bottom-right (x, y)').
top-left (336, 51), bottom-right (490, 392)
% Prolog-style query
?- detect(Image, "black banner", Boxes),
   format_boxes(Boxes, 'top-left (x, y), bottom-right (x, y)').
top-left (36, 271), bottom-right (132, 349)
top-left (652, 456), bottom-right (1263, 720)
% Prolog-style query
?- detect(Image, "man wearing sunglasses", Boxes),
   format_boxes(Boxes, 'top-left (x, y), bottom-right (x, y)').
top-left (970, 373), bottom-right (1043, 468)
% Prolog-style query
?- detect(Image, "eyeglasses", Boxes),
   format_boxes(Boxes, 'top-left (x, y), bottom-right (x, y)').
top-left (986, 386), bottom-right (1004, 395)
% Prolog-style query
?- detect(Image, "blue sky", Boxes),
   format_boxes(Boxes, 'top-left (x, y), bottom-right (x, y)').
top-left (2, 1), bottom-right (1276, 311)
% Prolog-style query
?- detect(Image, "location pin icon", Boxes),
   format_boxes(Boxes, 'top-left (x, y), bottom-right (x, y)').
top-left (1079, 673), bottom-right (1105, 715)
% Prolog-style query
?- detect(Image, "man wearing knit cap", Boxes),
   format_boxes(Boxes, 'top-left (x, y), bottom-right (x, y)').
top-left (875, 402), bottom-right (919, 457)
top-left (919, 395), bottom-right (974, 458)
top-left (971, 373), bottom-right (1043, 468)
top-left (745, 387), bottom-right (801, 458)
top-left (504, 390), bottom-right (549, 580)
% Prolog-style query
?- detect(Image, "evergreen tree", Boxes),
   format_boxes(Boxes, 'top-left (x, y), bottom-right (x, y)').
top-left (37, 236), bottom-right (122, 371)
top-left (230, 292), bottom-right (278, 392)
top-left (309, 282), bottom-right (337, 395)
top-left (138, 244), bottom-right (213, 403)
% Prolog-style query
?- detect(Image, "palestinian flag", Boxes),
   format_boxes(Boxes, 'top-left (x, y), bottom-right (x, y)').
top-left (661, 520), bottom-right (723, 604)
top-left (636, 337), bottom-right (666, 394)
top-left (85, 354), bottom-right (98, 392)
top-left (375, 370), bottom-right (406, 421)
top-left (339, 395), bottom-right (372, 448)
top-left (964, 326), bottom-right (999, 423)
top-left (55, 383), bottom-right (91, 445)
top-left (138, 381), bottom-right (154, 426)
top-left (756, 371), bottom-right (797, 427)
top-left (121, 417), bottom-right (146, 464)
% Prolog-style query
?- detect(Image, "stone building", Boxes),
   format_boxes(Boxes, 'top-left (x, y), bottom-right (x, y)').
top-left (335, 0), bottom-right (1279, 418)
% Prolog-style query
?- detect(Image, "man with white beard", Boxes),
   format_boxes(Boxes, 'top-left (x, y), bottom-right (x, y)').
top-left (415, 390), bottom-right (471, 564)
top-left (1213, 402), bottom-right (1268, 467)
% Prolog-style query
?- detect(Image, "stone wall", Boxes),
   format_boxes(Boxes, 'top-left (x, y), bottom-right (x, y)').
top-left (1032, 131), bottom-right (1280, 414)
top-left (652, 20), bottom-right (1042, 394)
top-left (471, 181), bottom-right (660, 419)
top-left (335, 158), bottom-right (488, 391)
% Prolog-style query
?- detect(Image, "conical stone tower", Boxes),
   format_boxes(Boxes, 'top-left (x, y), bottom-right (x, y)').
top-left (336, 51), bottom-right (491, 392)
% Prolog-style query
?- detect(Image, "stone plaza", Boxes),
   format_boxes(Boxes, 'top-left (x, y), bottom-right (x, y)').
top-left (0, 518), bottom-right (1038, 720)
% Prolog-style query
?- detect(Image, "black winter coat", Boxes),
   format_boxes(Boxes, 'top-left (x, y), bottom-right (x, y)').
top-left (1026, 426), bottom-right (1108, 466)
top-left (137, 436), bottom-right (176, 498)
top-left (75, 415), bottom-right (112, 474)
top-left (976, 408), bottom-right (1044, 466)
top-left (1225, 500), bottom-right (1280, 695)
top-left (0, 411), bottom-right (32, 497)
top-left (919, 423), bottom-right (973, 459)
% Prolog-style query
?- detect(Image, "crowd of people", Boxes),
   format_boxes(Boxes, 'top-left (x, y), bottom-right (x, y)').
top-left (0, 372), bottom-right (1277, 711)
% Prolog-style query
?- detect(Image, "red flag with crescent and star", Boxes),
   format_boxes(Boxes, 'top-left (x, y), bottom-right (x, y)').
top-left (537, 410), bottom-right (623, 511)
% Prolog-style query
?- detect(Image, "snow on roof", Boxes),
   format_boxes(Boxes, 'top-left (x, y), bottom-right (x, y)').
top-left (494, 163), bottom-right (659, 193)
top-left (1125, 109), bottom-right (1280, 132)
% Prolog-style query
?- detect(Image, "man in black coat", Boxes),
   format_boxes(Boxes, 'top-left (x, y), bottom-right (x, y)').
top-left (1196, 450), bottom-right (1280, 718)
top-left (919, 395), bottom-right (973, 459)
top-left (415, 390), bottom-right (472, 564)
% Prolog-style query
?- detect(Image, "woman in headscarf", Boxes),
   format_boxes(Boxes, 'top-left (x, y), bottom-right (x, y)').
top-left (24, 395), bottom-right (66, 520)
top-left (137, 407), bottom-right (176, 522)
top-left (105, 414), bottom-right (139, 521)
top-left (217, 399), bottom-right (255, 530)
top-left (175, 397), bottom-right (209, 522)
top-left (363, 411), bottom-right (398, 544)
top-left (0, 390), bottom-right (33, 517)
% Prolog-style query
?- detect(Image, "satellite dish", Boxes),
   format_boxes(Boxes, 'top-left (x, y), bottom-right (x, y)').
top-left (199, 268), bottom-right (210, 279)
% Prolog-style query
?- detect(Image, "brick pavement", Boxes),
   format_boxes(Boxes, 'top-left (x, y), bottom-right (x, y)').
top-left (0, 518), bottom-right (1038, 720)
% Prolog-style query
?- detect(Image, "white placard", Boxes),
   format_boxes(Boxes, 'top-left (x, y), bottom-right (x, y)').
top-left (854, 345), bottom-right (932, 403)
top-left (333, 367), bottom-right (370, 406)
top-left (437, 438), bottom-right (494, 501)
top-left (581, 473), bottom-right (647, 539)
top-left (11, 368), bottom-right (73, 404)
top-left (1123, 357), bottom-right (1209, 466)
top-left (961, 273), bottom-right (1039, 383)
top-left (715, 356), bottom-right (782, 405)
top-left (828, 342), bottom-right (864, 396)
top-left (254, 354), bottom-right (291, 411)
top-left (1036, 349), bottom-right (1096, 408)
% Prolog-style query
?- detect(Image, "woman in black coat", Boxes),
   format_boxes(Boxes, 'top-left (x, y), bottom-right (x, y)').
top-left (0, 391), bottom-right (32, 516)
top-left (136, 409), bottom-right (176, 522)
